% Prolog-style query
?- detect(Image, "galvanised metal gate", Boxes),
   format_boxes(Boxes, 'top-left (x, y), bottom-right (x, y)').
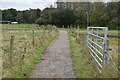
top-left (86, 27), bottom-right (108, 73)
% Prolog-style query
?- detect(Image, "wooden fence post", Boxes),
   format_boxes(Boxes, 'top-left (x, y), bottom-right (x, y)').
top-left (77, 26), bottom-right (80, 38)
top-left (32, 29), bottom-right (35, 45)
top-left (9, 35), bottom-right (15, 63)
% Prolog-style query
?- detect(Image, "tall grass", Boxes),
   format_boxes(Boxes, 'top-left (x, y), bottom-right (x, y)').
top-left (2, 24), bottom-right (58, 78)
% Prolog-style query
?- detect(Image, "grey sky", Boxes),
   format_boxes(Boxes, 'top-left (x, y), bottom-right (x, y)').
top-left (1, 0), bottom-right (57, 10)
top-left (0, 0), bottom-right (117, 11)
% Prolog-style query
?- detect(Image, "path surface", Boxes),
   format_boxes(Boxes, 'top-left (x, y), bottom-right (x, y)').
top-left (29, 30), bottom-right (75, 78)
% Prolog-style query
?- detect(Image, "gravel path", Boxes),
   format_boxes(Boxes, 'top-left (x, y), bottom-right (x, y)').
top-left (29, 30), bottom-right (75, 78)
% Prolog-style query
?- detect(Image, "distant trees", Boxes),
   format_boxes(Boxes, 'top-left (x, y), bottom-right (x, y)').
top-left (1, 2), bottom-right (119, 29)
top-left (2, 8), bottom-right (17, 21)
top-left (105, 2), bottom-right (119, 29)
top-left (90, 2), bottom-right (108, 26)
top-left (15, 11), bottom-right (25, 23)
top-left (2, 8), bottom-right (41, 24)
top-left (51, 8), bottom-right (75, 27)
top-left (35, 18), bottom-right (43, 25)
top-left (55, 2), bottom-right (118, 29)
top-left (40, 8), bottom-right (56, 25)
top-left (36, 8), bottom-right (75, 27)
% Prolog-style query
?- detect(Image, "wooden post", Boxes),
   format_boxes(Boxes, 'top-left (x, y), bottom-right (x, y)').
top-left (77, 26), bottom-right (80, 38)
top-left (24, 34), bottom-right (27, 53)
top-left (10, 35), bottom-right (15, 63)
top-left (62, 25), bottom-right (64, 28)
top-left (32, 29), bottom-right (35, 45)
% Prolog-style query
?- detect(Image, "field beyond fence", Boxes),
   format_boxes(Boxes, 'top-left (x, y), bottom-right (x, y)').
top-left (1, 24), bottom-right (58, 78)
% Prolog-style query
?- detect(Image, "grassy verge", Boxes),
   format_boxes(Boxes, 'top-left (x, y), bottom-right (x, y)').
top-left (68, 32), bottom-right (97, 78)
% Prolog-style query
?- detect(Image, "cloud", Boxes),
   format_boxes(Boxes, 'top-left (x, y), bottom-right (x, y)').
top-left (0, 0), bottom-right (57, 10)
top-left (1, 0), bottom-right (56, 3)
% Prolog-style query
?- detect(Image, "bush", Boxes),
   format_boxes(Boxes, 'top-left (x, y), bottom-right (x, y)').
top-left (107, 22), bottom-right (119, 30)
top-left (35, 18), bottom-right (43, 25)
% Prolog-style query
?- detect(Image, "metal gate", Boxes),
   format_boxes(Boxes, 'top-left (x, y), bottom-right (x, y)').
top-left (86, 27), bottom-right (108, 73)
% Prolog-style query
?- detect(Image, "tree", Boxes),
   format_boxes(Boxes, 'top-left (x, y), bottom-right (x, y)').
top-left (2, 8), bottom-right (17, 21)
top-left (23, 9), bottom-right (37, 23)
top-left (106, 2), bottom-right (118, 29)
top-left (35, 18), bottom-right (43, 25)
top-left (73, 2), bottom-right (87, 27)
top-left (51, 8), bottom-right (75, 27)
top-left (41, 8), bottom-right (56, 24)
top-left (90, 2), bottom-right (108, 26)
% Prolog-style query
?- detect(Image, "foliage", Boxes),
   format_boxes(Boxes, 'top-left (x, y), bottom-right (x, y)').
top-left (2, 8), bottom-right (17, 21)
top-left (1, 2), bottom-right (119, 29)
top-left (41, 8), bottom-right (56, 25)
top-left (2, 8), bottom-right (41, 23)
top-left (35, 18), bottom-right (43, 25)
top-left (51, 8), bottom-right (75, 27)
top-left (56, 2), bottom-right (118, 29)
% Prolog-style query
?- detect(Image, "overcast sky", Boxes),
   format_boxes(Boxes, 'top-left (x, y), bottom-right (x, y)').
top-left (0, 0), bottom-right (114, 11)
top-left (0, 0), bottom-right (57, 10)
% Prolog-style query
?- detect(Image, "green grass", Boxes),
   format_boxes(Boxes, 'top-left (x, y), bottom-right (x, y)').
top-left (58, 28), bottom-right (119, 36)
top-left (1, 24), bottom-right (35, 30)
top-left (68, 32), bottom-right (97, 78)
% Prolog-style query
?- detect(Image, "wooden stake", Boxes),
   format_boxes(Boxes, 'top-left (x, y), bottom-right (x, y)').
top-left (10, 35), bottom-right (15, 63)
top-left (32, 29), bottom-right (35, 45)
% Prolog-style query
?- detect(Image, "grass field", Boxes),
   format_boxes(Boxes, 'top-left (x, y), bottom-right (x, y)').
top-left (1, 24), bottom-right (58, 78)
top-left (1, 24), bottom-right (35, 30)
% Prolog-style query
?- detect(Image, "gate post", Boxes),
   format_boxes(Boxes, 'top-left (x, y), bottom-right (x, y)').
top-left (102, 27), bottom-right (108, 73)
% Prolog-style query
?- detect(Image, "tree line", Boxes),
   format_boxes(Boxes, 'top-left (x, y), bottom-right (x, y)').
top-left (1, 2), bottom-right (119, 29)
top-left (1, 8), bottom-right (41, 24)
